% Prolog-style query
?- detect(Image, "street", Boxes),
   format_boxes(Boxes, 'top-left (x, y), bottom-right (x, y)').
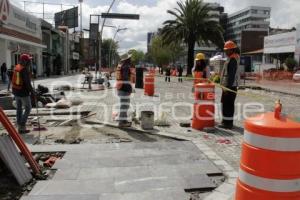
top-left (30, 74), bottom-right (300, 170)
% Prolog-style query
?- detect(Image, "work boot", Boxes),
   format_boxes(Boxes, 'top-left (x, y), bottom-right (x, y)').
top-left (217, 124), bottom-right (233, 130)
top-left (18, 126), bottom-right (30, 134)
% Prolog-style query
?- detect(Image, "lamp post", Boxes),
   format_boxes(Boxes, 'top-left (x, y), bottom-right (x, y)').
top-left (99, 0), bottom-right (117, 70)
top-left (108, 27), bottom-right (127, 68)
top-left (79, 0), bottom-right (83, 36)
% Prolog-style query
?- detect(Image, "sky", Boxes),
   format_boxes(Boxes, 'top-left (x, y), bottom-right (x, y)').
top-left (10, 0), bottom-right (300, 53)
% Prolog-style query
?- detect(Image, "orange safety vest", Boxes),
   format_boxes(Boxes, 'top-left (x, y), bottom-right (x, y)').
top-left (194, 71), bottom-right (204, 85)
top-left (130, 67), bottom-right (136, 83)
top-left (12, 64), bottom-right (24, 90)
top-left (115, 64), bottom-right (123, 89)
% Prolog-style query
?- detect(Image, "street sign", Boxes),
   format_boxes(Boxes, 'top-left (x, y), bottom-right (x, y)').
top-left (101, 13), bottom-right (140, 20)
top-left (54, 7), bottom-right (78, 28)
top-left (89, 23), bottom-right (99, 41)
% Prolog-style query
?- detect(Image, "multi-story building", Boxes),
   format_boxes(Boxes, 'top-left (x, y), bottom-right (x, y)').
top-left (226, 6), bottom-right (271, 53)
top-left (194, 3), bottom-right (226, 57)
top-left (147, 32), bottom-right (156, 53)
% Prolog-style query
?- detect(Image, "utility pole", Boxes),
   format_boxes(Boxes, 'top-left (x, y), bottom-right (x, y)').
top-left (79, 0), bottom-right (83, 35)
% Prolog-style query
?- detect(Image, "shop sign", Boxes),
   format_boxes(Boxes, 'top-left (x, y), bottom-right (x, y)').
top-left (264, 32), bottom-right (296, 48)
top-left (73, 52), bottom-right (79, 60)
top-left (0, 0), bottom-right (41, 39)
top-left (0, 0), bottom-right (10, 24)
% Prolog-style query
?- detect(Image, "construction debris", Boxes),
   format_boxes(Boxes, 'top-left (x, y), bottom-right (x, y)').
top-left (0, 134), bottom-right (32, 186)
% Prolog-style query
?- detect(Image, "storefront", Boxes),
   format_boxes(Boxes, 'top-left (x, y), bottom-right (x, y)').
top-left (263, 31), bottom-right (296, 70)
top-left (0, 0), bottom-right (46, 75)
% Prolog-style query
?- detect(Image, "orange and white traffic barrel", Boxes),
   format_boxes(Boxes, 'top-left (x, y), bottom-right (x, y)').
top-left (192, 83), bottom-right (215, 130)
top-left (144, 73), bottom-right (154, 96)
top-left (235, 102), bottom-right (300, 200)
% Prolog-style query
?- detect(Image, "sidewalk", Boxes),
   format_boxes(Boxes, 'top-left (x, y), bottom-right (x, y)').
top-left (245, 79), bottom-right (300, 96)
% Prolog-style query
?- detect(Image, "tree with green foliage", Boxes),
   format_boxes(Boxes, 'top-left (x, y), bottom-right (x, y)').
top-left (149, 35), bottom-right (184, 72)
top-left (161, 0), bottom-right (224, 75)
top-left (149, 36), bottom-right (171, 68)
top-left (101, 39), bottom-right (119, 67)
top-left (285, 57), bottom-right (298, 71)
top-left (128, 49), bottom-right (145, 65)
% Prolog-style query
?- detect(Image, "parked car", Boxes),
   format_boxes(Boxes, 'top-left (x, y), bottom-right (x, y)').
top-left (293, 70), bottom-right (300, 82)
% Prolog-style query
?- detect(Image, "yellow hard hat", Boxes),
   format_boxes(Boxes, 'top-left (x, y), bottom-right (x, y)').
top-left (195, 53), bottom-right (205, 61)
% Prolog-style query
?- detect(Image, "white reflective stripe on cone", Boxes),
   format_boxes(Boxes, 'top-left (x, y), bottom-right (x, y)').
top-left (244, 130), bottom-right (300, 152)
top-left (195, 88), bottom-right (214, 92)
top-left (239, 168), bottom-right (300, 192)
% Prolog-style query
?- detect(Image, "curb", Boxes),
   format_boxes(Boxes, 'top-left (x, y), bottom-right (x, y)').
top-left (242, 85), bottom-right (300, 97)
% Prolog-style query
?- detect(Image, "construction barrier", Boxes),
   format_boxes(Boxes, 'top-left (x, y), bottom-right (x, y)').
top-left (192, 83), bottom-right (215, 130)
top-left (235, 102), bottom-right (300, 200)
top-left (144, 74), bottom-right (155, 96)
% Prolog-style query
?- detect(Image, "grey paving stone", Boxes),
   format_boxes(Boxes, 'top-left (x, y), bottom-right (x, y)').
top-left (54, 153), bottom-right (205, 169)
top-left (21, 194), bottom-right (99, 200)
top-left (78, 166), bottom-right (152, 180)
top-left (183, 174), bottom-right (216, 190)
top-left (99, 189), bottom-right (190, 200)
top-left (114, 176), bottom-right (184, 193)
top-left (52, 168), bottom-right (80, 180)
top-left (30, 180), bottom-right (115, 196)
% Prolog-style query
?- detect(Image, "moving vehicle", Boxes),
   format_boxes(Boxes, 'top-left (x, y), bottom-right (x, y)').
top-left (293, 70), bottom-right (300, 82)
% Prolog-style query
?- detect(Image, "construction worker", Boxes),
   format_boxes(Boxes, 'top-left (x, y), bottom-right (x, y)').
top-left (165, 65), bottom-right (171, 82)
top-left (219, 41), bottom-right (240, 129)
top-left (12, 54), bottom-right (35, 134)
top-left (192, 53), bottom-right (209, 91)
top-left (177, 64), bottom-right (183, 83)
top-left (116, 53), bottom-right (132, 127)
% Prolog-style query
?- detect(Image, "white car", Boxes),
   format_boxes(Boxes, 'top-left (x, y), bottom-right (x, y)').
top-left (293, 70), bottom-right (300, 82)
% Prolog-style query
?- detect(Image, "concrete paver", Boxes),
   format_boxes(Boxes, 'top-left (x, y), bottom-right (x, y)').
top-left (24, 141), bottom-right (221, 200)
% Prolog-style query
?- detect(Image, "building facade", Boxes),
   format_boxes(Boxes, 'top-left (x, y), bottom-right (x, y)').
top-left (0, 0), bottom-right (45, 75)
top-left (194, 3), bottom-right (226, 57)
top-left (227, 6), bottom-right (271, 52)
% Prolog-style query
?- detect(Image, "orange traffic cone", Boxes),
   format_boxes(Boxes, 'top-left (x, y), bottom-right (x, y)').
top-left (235, 101), bottom-right (300, 200)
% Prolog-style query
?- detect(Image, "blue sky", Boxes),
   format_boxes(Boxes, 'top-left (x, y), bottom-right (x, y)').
top-left (10, 0), bottom-right (300, 53)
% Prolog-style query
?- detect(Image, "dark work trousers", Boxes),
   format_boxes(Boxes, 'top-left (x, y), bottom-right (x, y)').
top-left (221, 87), bottom-right (237, 126)
top-left (165, 76), bottom-right (170, 82)
top-left (178, 75), bottom-right (183, 82)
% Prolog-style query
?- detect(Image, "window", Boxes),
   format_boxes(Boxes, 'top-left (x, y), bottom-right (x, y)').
top-left (252, 10), bottom-right (257, 14)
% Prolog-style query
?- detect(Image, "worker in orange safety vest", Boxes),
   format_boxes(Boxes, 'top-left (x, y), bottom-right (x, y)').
top-left (115, 53), bottom-right (132, 127)
top-left (219, 41), bottom-right (240, 129)
top-left (192, 53), bottom-right (209, 91)
top-left (12, 54), bottom-right (35, 134)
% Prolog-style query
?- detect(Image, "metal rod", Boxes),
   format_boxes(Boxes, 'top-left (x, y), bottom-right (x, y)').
top-left (42, 3), bottom-right (45, 20)
top-left (99, 0), bottom-right (117, 71)
top-left (22, 1), bottom-right (74, 7)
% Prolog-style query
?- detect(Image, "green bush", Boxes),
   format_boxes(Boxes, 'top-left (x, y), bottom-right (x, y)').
top-left (285, 57), bottom-right (298, 71)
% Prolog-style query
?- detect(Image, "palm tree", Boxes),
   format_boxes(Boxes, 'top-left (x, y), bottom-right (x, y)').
top-left (161, 0), bottom-right (224, 75)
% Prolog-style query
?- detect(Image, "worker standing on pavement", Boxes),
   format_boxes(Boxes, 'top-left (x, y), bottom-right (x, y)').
top-left (177, 64), bottom-right (183, 83)
top-left (12, 54), bottom-right (35, 134)
top-left (192, 53), bottom-right (209, 92)
top-left (165, 65), bottom-right (171, 82)
top-left (116, 53), bottom-right (132, 127)
top-left (219, 41), bottom-right (240, 129)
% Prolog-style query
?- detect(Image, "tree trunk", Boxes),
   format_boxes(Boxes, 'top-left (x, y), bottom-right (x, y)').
top-left (186, 41), bottom-right (195, 76)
